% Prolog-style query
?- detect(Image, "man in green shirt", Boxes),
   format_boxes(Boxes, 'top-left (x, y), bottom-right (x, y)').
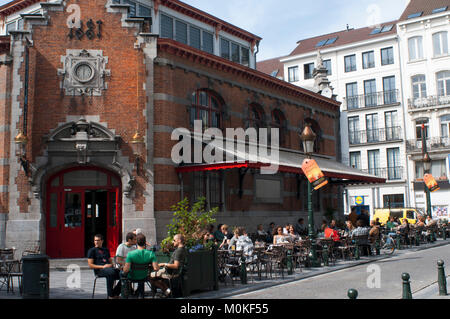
top-left (122, 233), bottom-right (159, 298)
top-left (386, 217), bottom-right (397, 231)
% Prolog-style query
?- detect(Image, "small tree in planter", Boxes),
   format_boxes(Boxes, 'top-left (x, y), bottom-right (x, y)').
top-left (160, 197), bottom-right (220, 296)
top-left (161, 197), bottom-right (218, 252)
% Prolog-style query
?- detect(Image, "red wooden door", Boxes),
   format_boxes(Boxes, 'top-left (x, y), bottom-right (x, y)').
top-left (60, 191), bottom-right (85, 258)
top-left (46, 191), bottom-right (61, 258)
top-left (106, 189), bottom-right (120, 257)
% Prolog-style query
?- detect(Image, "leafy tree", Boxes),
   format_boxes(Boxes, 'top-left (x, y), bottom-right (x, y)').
top-left (161, 197), bottom-right (217, 251)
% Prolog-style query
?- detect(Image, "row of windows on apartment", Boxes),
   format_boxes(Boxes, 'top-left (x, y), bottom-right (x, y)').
top-left (345, 76), bottom-right (397, 108)
top-left (414, 116), bottom-right (450, 140)
top-left (191, 171), bottom-right (322, 211)
top-left (159, 13), bottom-right (250, 67)
top-left (288, 47), bottom-right (394, 83)
top-left (349, 148), bottom-right (402, 179)
top-left (348, 112), bottom-right (450, 140)
top-left (348, 110), bottom-right (400, 141)
top-left (411, 71), bottom-right (450, 99)
top-left (408, 31), bottom-right (449, 61)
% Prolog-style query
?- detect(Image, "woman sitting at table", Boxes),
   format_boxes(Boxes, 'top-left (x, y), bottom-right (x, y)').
top-left (273, 226), bottom-right (290, 245)
top-left (287, 225), bottom-right (301, 242)
top-left (227, 227), bottom-right (241, 251)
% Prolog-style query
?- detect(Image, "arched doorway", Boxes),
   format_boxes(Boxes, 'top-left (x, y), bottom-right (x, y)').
top-left (46, 166), bottom-right (122, 258)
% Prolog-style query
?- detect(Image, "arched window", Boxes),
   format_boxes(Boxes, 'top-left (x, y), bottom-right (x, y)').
top-left (190, 90), bottom-right (222, 129)
top-left (271, 109), bottom-right (286, 146)
top-left (415, 118), bottom-right (429, 139)
top-left (437, 71), bottom-right (450, 97)
top-left (247, 104), bottom-right (265, 131)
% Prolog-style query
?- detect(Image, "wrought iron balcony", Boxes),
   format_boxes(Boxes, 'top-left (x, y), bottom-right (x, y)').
top-left (406, 137), bottom-right (450, 153)
top-left (408, 95), bottom-right (450, 110)
top-left (349, 127), bottom-right (402, 145)
top-left (361, 167), bottom-right (404, 181)
top-left (344, 90), bottom-right (399, 111)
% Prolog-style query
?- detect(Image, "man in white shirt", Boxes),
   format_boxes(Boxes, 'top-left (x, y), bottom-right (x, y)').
top-left (115, 232), bottom-right (137, 269)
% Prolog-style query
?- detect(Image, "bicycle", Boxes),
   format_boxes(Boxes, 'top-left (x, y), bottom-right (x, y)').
top-left (379, 232), bottom-right (396, 255)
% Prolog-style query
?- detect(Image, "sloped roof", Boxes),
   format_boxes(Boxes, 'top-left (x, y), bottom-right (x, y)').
top-left (288, 21), bottom-right (398, 57)
top-left (399, 0), bottom-right (449, 21)
top-left (256, 56), bottom-right (285, 79)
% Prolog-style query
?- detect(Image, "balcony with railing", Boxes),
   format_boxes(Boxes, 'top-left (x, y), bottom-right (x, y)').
top-left (361, 167), bottom-right (404, 181)
top-left (349, 127), bottom-right (402, 146)
top-left (408, 95), bottom-right (450, 111)
top-left (344, 90), bottom-right (399, 111)
top-left (406, 136), bottom-right (450, 153)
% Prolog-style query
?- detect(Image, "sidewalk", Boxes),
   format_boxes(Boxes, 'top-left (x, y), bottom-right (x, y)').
top-left (1, 239), bottom-right (449, 299)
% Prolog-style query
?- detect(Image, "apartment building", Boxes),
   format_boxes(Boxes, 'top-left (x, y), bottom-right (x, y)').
top-left (272, 22), bottom-right (409, 216)
top-left (398, 0), bottom-right (450, 218)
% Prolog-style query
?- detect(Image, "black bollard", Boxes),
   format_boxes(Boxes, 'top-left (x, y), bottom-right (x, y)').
top-left (287, 250), bottom-right (293, 275)
top-left (240, 256), bottom-right (247, 284)
top-left (437, 260), bottom-right (448, 296)
top-left (402, 273), bottom-right (412, 299)
top-left (39, 274), bottom-right (49, 299)
top-left (347, 288), bottom-right (358, 299)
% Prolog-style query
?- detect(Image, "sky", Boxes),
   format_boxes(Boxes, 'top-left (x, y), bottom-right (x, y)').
top-left (0, 0), bottom-right (410, 61)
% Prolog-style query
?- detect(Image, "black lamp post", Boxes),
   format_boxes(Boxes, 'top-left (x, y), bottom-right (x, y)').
top-left (421, 124), bottom-right (432, 218)
top-left (300, 123), bottom-right (320, 267)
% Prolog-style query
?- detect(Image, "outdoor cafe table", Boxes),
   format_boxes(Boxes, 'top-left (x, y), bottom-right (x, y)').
top-left (0, 259), bottom-right (21, 293)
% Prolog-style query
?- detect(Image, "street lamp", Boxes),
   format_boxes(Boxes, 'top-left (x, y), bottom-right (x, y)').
top-left (421, 124), bottom-right (432, 218)
top-left (131, 131), bottom-right (145, 176)
top-left (300, 123), bottom-right (320, 267)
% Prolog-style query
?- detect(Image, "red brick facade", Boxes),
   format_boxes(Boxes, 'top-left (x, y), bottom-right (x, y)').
top-left (0, 0), bottom-right (342, 256)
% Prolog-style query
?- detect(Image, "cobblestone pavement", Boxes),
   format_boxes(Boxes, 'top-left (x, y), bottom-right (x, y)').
top-left (1, 239), bottom-right (449, 299)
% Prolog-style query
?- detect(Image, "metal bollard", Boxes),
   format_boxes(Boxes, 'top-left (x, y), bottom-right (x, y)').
top-left (396, 236), bottom-right (401, 250)
top-left (287, 250), bottom-right (293, 275)
top-left (322, 243), bottom-right (329, 266)
top-left (347, 288), bottom-right (358, 299)
top-left (402, 273), bottom-right (412, 299)
top-left (354, 244), bottom-right (360, 260)
top-left (240, 256), bottom-right (247, 284)
top-left (437, 260), bottom-right (448, 296)
top-left (375, 238), bottom-right (380, 256)
top-left (443, 227), bottom-right (447, 240)
top-left (39, 274), bottom-right (49, 299)
top-left (415, 232), bottom-right (420, 246)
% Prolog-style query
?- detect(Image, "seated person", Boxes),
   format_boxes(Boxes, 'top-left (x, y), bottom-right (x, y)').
top-left (256, 224), bottom-right (269, 242)
top-left (213, 224), bottom-right (225, 243)
top-left (122, 234), bottom-right (159, 298)
top-left (218, 224), bottom-right (233, 249)
top-left (287, 225), bottom-right (301, 242)
top-left (87, 234), bottom-right (121, 299)
top-left (385, 217), bottom-right (397, 231)
top-left (273, 226), bottom-right (290, 245)
top-left (150, 234), bottom-right (187, 297)
top-left (368, 220), bottom-right (380, 244)
top-left (115, 232), bottom-right (137, 269)
top-left (351, 220), bottom-right (370, 255)
top-left (294, 218), bottom-right (307, 236)
top-left (227, 227), bottom-right (241, 251)
top-left (236, 228), bottom-right (255, 262)
top-left (324, 224), bottom-right (340, 242)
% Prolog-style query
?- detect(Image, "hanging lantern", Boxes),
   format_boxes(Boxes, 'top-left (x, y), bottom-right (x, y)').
top-left (300, 123), bottom-right (316, 155)
top-left (131, 131), bottom-right (145, 157)
top-left (14, 131), bottom-right (28, 157)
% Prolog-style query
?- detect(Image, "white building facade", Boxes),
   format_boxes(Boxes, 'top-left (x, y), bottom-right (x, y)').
top-left (397, 6), bottom-right (450, 219)
top-left (279, 25), bottom-right (410, 217)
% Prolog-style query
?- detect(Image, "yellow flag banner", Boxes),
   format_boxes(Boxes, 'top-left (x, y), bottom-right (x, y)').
top-left (301, 159), bottom-right (328, 190)
top-left (424, 174), bottom-right (440, 192)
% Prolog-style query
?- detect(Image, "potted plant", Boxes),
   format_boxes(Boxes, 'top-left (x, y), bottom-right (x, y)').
top-left (159, 197), bottom-right (219, 296)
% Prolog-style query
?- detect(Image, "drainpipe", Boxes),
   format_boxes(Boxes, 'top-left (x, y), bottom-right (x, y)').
top-left (396, 35), bottom-right (412, 207)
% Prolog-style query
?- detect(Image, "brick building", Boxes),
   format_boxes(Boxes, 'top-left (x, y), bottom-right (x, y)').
top-left (0, 0), bottom-right (382, 258)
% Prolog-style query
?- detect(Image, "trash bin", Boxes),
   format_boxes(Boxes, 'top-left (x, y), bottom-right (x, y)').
top-left (22, 254), bottom-right (49, 299)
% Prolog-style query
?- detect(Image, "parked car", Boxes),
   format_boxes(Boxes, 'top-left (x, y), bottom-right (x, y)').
top-left (372, 208), bottom-right (418, 226)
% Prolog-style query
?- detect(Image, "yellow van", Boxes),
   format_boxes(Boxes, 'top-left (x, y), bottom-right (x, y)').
top-left (372, 208), bottom-right (418, 226)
